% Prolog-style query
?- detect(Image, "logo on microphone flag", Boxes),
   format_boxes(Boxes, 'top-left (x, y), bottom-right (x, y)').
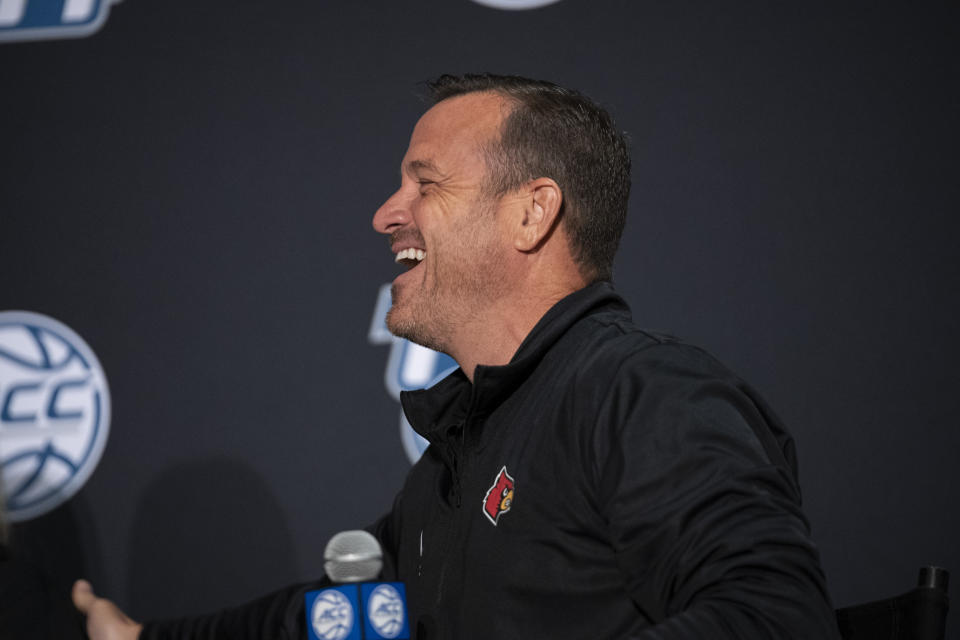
top-left (306, 583), bottom-right (409, 640)
top-left (307, 587), bottom-right (357, 640)
top-left (362, 583), bottom-right (408, 639)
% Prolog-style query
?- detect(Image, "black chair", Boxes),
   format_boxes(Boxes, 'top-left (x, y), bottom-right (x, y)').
top-left (836, 566), bottom-right (950, 640)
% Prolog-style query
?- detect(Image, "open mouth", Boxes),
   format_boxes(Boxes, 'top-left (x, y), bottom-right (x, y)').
top-left (394, 247), bottom-right (426, 270)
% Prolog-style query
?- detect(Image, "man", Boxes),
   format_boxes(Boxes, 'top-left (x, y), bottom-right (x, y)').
top-left (74, 74), bottom-right (840, 639)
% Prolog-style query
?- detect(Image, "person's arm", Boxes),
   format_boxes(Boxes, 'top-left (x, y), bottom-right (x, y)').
top-left (594, 345), bottom-right (840, 639)
top-left (138, 580), bottom-right (326, 640)
top-left (74, 578), bottom-right (326, 640)
top-left (72, 509), bottom-right (402, 640)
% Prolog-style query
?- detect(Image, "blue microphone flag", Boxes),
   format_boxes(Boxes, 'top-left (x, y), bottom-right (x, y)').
top-left (306, 583), bottom-right (409, 640)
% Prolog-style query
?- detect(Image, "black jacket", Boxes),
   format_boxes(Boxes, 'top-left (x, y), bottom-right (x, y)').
top-left (143, 282), bottom-right (839, 639)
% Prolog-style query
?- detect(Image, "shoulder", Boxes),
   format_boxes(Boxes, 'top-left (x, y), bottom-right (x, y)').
top-left (561, 315), bottom-right (796, 470)
top-left (561, 309), bottom-right (737, 393)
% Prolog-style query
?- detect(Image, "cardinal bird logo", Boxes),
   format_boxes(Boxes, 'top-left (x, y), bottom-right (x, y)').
top-left (482, 466), bottom-right (515, 526)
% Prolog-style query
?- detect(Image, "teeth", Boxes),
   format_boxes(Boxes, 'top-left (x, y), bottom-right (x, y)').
top-left (394, 248), bottom-right (426, 263)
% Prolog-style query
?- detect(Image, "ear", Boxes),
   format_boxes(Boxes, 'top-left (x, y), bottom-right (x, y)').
top-left (513, 177), bottom-right (563, 252)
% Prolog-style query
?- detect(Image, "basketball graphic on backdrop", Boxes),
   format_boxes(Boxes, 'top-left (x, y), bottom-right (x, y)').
top-left (0, 311), bottom-right (110, 522)
top-left (469, 0), bottom-right (562, 9)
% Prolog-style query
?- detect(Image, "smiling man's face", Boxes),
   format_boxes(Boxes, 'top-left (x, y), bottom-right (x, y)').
top-left (372, 92), bottom-right (514, 354)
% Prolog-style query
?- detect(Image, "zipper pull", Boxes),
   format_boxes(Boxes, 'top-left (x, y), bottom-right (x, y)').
top-left (418, 529), bottom-right (423, 577)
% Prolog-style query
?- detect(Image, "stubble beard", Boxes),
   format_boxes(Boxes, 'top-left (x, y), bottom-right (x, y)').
top-left (385, 281), bottom-right (452, 354)
top-left (386, 210), bottom-right (507, 357)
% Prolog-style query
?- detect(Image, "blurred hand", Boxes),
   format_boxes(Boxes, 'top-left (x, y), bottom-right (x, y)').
top-left (72, 580), bottom-right (143, 640)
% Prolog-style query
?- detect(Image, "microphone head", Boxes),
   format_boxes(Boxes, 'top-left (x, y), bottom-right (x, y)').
top-left (324, 530), bottom-right (383, 583)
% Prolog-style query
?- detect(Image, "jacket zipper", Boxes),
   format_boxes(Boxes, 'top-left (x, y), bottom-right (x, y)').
top-left (433, 428), bottom-right (465, 610)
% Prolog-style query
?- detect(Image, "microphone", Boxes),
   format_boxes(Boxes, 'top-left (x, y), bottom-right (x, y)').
top-left (305, 530), bottom-right (410, 640)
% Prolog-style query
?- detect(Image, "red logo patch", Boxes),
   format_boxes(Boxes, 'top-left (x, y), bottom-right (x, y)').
top-left (482, 466), bottom-right (515, 525)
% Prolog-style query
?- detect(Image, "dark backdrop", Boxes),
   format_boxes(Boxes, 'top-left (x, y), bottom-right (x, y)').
top-left (2, 0), bottom-right (958, 632)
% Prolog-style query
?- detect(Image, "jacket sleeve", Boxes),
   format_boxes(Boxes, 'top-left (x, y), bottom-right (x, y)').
top-left (592, 344), bottom-right (840, 639)
top-left (137, 511), bottom-right (400, 640)
top-left (138, 579), bottom-right (327, 640)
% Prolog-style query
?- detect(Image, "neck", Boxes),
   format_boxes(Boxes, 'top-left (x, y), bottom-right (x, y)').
top-left (442, 227), bottom-right (591, 381)
top-left (448, 279), bottom-right (583, 382)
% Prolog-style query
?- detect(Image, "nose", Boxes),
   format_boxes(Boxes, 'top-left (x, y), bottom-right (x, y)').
top-left (372, 187), bottom-right (412, 235)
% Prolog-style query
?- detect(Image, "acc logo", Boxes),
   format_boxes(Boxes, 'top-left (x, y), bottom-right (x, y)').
top-left (482, 465), bottom-right (515, 526)
top-left (365, 584), bottom-right (405, 639)
top-left (369, 284), bottom-right (457, 465)
top-left (0, 311), bottom-right (110, 522)
top-left (470, 0), bottom-right (562, 9)
top-left (0, 0), bottom-right (122, 43)
top-left (309, 589), bottom-right (354, 640)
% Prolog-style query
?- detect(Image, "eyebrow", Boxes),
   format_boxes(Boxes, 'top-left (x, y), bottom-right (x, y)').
top-left (405, 158), bottom-right (443, 176)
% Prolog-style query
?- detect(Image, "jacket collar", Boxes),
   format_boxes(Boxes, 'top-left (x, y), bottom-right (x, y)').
top-left (400, 281), bottom-right (629, 444)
